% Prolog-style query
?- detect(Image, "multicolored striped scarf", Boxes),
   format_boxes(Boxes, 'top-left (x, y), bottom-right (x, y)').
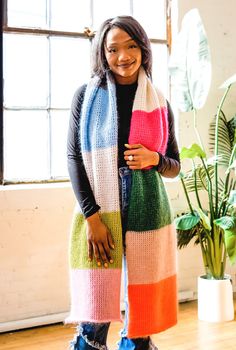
top-left (66, 67), bottom-right (177, 338)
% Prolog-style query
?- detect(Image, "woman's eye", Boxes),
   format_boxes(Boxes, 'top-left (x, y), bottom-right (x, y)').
top-left (108, 48), bottom-right (116, 53)
top-left (129, 44), bottom-right (138, 49)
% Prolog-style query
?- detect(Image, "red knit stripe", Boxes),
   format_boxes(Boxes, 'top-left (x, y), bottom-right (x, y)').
top-left (127, 275), bottom-right (178, 338)
top-left (128, 107), bottom-right (168, 154)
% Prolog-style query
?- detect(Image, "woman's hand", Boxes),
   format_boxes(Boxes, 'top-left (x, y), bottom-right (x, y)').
top-left (124, 143), bottom-right (160, 169)
top-left (86, 212), bottom-right (115, 268)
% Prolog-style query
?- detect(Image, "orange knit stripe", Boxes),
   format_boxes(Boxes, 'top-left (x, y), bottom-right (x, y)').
top-left (127, 275), bottom-right (178, 338)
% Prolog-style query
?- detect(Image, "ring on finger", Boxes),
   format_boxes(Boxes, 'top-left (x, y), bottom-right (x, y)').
top-left (128, 155), bottom-right (134, 161)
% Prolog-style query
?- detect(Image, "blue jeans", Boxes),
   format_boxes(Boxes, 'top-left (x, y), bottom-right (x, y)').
top-left (69, 167), bottom-right (157, 350)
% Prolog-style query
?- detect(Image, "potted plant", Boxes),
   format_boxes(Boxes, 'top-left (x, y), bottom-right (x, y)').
top-left (169, 8), bottom-right (236, 322)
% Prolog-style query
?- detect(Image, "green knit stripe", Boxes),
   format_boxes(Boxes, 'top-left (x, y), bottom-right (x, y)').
top-left (127, 169), bottom-right (173, 232)
top-left (70, 211), bottom-right (123, 269)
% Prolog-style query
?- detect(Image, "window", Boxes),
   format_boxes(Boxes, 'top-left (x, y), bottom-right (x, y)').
top-left (2, 0), bottom-right (172, 183)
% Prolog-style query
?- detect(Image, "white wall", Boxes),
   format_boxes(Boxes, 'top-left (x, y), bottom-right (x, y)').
top-left (0, 0), bottom-right (236, 332)
top-left (177, 0), bottom-right (236, 152)
top-left (0, 184), bottom-right (74, 330)
top-left (172, 0), bottom-right (236, 297)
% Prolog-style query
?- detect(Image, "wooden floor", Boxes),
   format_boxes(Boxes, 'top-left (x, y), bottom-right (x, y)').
top-left (0, 299), bottom-right (235, 350)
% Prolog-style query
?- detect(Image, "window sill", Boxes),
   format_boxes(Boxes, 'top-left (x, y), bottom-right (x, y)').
top-left (0, 181), bottom-right (72, 191)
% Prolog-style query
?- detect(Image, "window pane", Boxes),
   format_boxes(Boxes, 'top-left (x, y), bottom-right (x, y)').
top-left (93, 0), bottom-right (131, 30)
top-left (51, 111), bottom-right (69, 178)
top-left (133, 0), bottom-right (166, 39)
top-left (50, 37), bottom-right (90, 108)
top-left (151, 43), bottom-right (169, 98)
top-left (3, 34), bottom-right (49, 108)
top-left (4, 111), bottom-right (49, 180)
top-left (7, 0), bottom-right (47, 28)
top-left (50, 0), bottom-right (91, 32)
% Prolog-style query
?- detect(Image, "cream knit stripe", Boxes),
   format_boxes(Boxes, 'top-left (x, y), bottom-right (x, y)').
top-left (82, 145), bottom-right (120, 213)
top-left (132, 68), bottom-right (167, 112)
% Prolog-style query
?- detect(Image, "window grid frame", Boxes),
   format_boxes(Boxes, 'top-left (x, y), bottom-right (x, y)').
top-left (1, 0), bottom-right (172, 185)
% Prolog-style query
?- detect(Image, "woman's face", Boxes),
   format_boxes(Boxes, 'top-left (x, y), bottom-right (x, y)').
top-left (104, 27), bottom-right (142, 85)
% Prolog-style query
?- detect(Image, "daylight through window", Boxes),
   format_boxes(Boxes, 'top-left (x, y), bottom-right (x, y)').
top-left (2, 0), bottom-right (171, 183)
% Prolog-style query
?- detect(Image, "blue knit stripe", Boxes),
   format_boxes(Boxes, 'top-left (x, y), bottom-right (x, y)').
top-left (80, 76), bottom-right (118, 152)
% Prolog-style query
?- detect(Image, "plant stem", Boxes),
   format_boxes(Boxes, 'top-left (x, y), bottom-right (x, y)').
top-left (197, 228), bottom-right (208, 273)
top-left (192, 160), bottom-right (203, 210)
top-left (213, 224), bottom-right (221, 277)
top-left (221, 245), bottom-right (227, 278)
top-left (204, 240), bottom-right (215, 278)
top-left (218, 173), bottom-right (230, 216)
top-left (214, 85), bottom-right (232, 217)
top-left (193, 108), bottom-right (205, 152)
top-left (180, 177), bottom-right (195, 215)
top-left (201, 157), bottom-right (215, 223)
top-left (219, 231), bottom-right (224, 277)
top-left (228, 143), bottom-right (236, 169)
top-left (205, 231), bottom-right (216, 277)
top-left (219, 144), bottom-right (236, 215)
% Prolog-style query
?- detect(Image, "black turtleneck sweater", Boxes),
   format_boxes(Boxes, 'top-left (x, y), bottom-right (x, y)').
top-left (67, 83), bottom-right (180, 218)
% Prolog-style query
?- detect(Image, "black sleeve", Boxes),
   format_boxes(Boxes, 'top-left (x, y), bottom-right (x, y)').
top-left (156, 101), bottom-right (181, 178)
top-left (67, 85), bottom-right (101, 218)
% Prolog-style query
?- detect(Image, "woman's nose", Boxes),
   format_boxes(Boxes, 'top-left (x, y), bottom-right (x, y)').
top-left (118, 49), bottom-right (130, 61)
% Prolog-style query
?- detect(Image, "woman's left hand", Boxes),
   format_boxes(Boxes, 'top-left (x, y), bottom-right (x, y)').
top-left (124, 143), bottom-right (160, 170)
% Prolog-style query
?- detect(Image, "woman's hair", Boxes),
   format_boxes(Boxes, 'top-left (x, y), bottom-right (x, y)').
top-left (91, 16), bottom-right (152, 79)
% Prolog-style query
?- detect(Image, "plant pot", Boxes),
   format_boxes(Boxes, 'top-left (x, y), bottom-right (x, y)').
top-left (198, 275), bottom-right (235, 322)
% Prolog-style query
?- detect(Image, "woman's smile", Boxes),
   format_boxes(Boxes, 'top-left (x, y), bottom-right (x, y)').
top-left (117, 61), bottom-right (135, 68)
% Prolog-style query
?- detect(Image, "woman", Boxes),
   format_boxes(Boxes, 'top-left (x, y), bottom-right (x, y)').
top-left (67, 15), bottom-right (180, 350)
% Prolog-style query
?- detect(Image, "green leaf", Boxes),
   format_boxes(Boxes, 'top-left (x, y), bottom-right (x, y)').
top-left (181, 163), bottom-right (215, 193)
top-left (214, 216), bottom-right (236, 264)
top-left (177, 226), bottom-right (200, 249)
top-left (209, 114), bottom-right (236, 167)
top-left (225, 228), bottom-right (236, 265)
top-left (196, 207), bottom-right (211, 231)
top-left (225, 230), bottom-right (236, 265)
top-left (180, 143), bottom-right (206, 160)
top-left (219, 74), bottom-right (236, 89)
top-left (228, 190), bottom-right (236, 205)
top-left (214, 216), bottom-right (235, 230)
top-left (215, 216), bottom-right (236, 265)
top-left (206, 155), bottom-right (222, 165)
top-left (227, 159), bottom-right (236, 174)
top-left (178, 171), bottom-right (185, 179)
top-left (169, 8), bottom-right (211, 112)
top-left (225, 143), bottom-right (236, 174)
top-left (175, 212), bottom-right (200, 231)
top-left (228, 115), bottom-right (236, 147)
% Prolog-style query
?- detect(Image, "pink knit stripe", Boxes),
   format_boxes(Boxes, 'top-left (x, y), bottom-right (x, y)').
top-left (129, 107), bottom-right (168, 154)
top-left (126, 224), bottom-right (177, 285)
top-left (66, 269), bottom-right (122, 323)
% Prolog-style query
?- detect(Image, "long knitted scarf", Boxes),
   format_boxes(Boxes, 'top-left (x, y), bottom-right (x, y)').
top-left (66, 67), bottom-right (177, 338)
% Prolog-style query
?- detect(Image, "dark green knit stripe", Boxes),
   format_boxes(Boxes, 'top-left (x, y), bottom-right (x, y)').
top-left (127, 169), bottom-right (173, 232)
top-left (70, 211), bottom-right (123, 269)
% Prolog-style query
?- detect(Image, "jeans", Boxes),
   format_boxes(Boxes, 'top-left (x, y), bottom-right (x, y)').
top-left (69, 167), bottom-right (157, 350)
